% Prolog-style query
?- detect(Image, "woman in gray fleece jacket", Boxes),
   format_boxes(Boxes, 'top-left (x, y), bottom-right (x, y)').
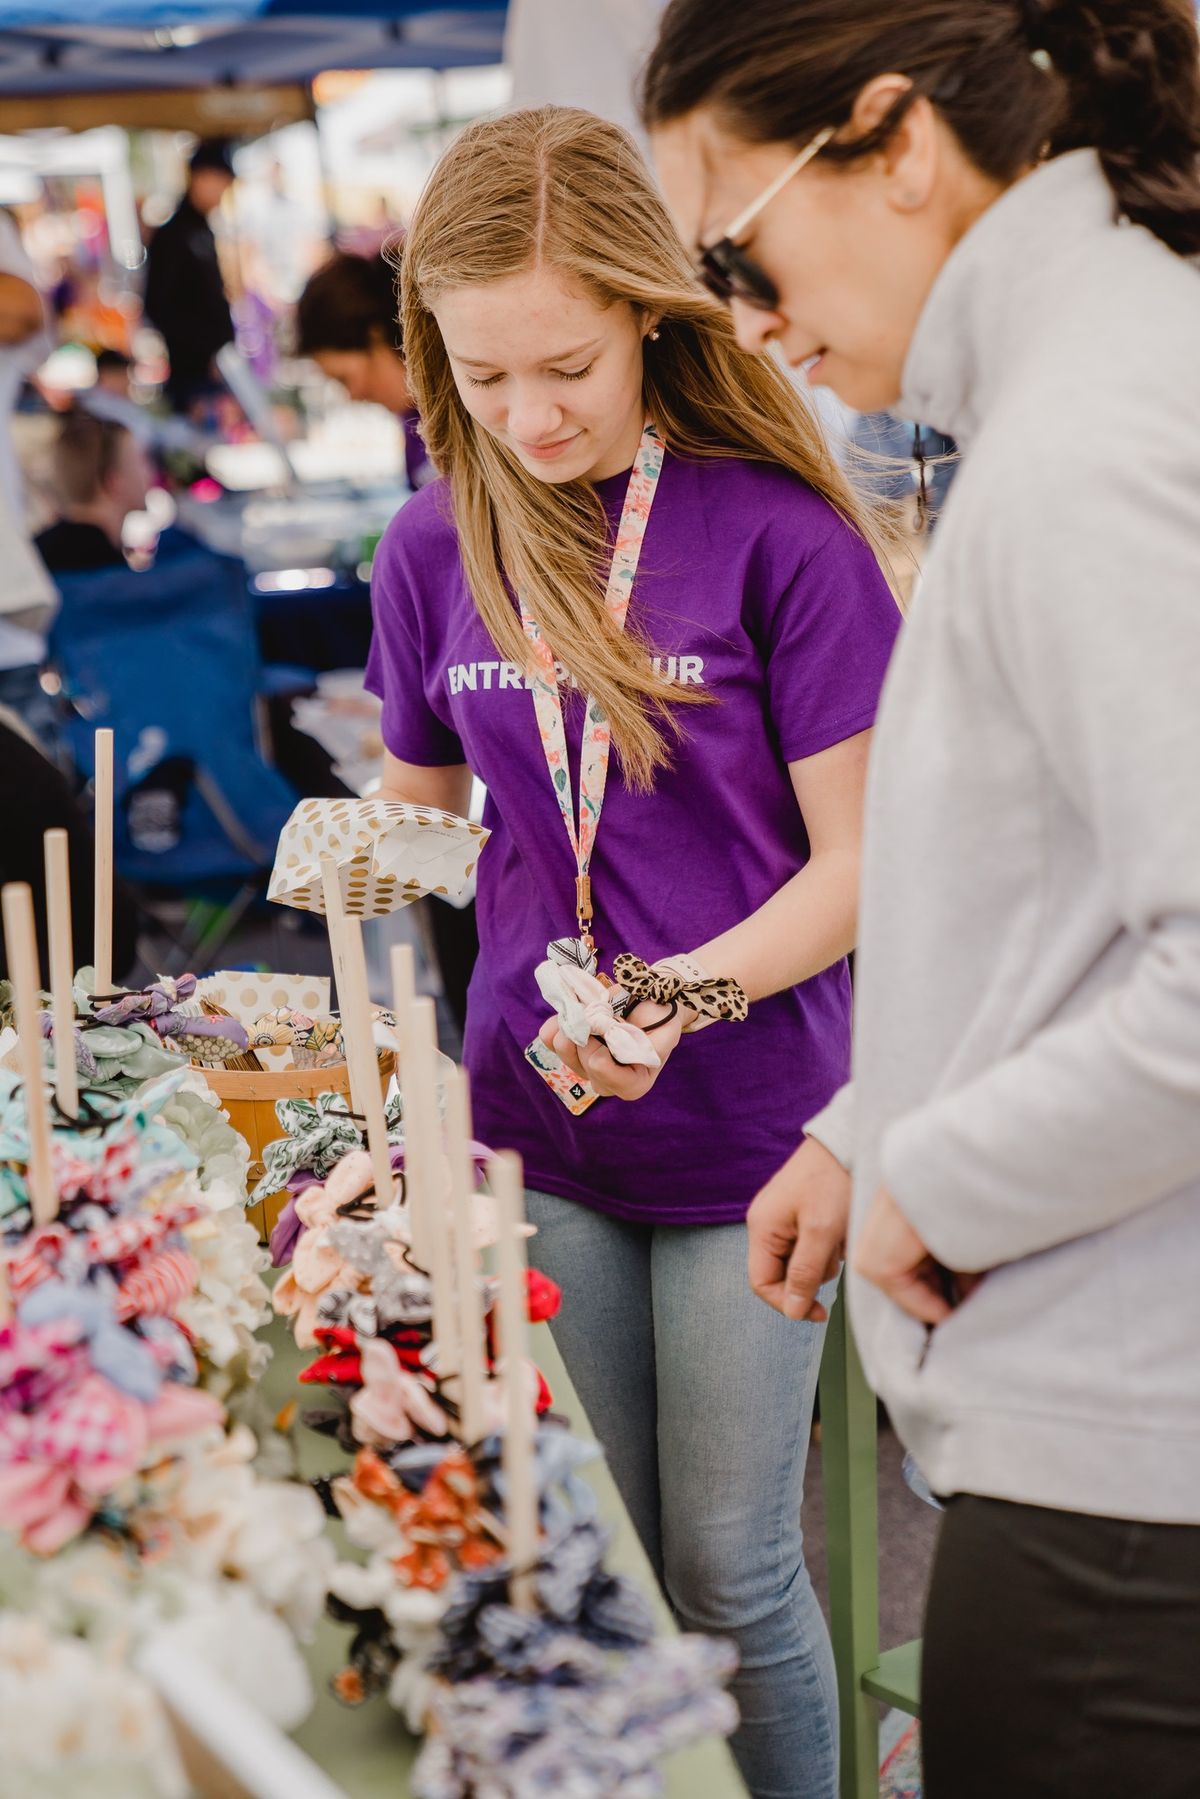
top-left (644, 2), bottom-right (1200, 1793)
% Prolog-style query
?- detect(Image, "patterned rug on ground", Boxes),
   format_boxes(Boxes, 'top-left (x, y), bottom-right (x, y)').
top-left (881, 1719), bottom-right (921, 1799)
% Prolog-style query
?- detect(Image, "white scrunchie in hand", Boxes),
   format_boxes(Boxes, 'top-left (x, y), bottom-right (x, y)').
top-left (534, 959), bottom-right (662, 1070)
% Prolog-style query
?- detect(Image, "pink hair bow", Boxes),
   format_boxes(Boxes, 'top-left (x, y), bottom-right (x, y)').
top-left (274, 1151), bottom-right (375, 1347)
top-left (350, 1337), bottom-right (448, 1449)
top-left (0, 1368), bottom-right (221, 1554)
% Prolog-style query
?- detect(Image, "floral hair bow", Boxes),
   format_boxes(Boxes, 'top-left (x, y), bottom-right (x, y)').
top-left (87, 974), bottom-right (249, 1064)
top-left (0, 1067), bottom-right (196, 1218)
top-left (335, 1446), bottom-right (502, 1595)
top-left (254, 1089), bottom-right (404, 1201)
top-left (272, 1152), bottom-right (379, 1347)
top-left (349, 1338), bottom-right (448, 1450)
top-left (248, 1009), bottom-right (345, 1069)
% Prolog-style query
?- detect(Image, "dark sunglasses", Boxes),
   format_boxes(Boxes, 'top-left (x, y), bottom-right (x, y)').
top-left (697, 125), bottom-right (834, 310)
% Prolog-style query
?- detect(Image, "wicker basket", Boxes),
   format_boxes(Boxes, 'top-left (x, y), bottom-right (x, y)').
top-left (200, 1050), bottom-right (394, 1241)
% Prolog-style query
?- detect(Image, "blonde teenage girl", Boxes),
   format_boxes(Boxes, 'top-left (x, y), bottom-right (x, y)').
top-left (366, 106), bottom-right (898, 1799)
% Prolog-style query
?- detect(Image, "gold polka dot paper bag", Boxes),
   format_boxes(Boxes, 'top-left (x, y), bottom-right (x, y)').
top-left (268, 797), bottom-right (489, 917)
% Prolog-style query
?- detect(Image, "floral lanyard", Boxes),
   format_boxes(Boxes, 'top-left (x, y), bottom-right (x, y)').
top-left (517, 418), bottom-right (666, 960)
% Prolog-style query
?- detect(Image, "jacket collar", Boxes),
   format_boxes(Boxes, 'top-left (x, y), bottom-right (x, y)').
top-left (898, 150), bottom-right (1118, 446)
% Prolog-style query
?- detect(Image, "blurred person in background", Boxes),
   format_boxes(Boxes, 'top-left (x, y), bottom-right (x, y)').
top-left (80, 346), bottom-right (211, 460)
top-left (93, 347), bottom-right (133, 399)
top-left (295, 249), bottom-right (472, 1035)
top-left (0, 207), bottom-right (57, 741)
top-left (35, 411), bottom-right (152, 577)
top-left (0, 705), bottom-right (139, 987)
top-left (0, 205), bottom-right (50, 525)
top-left (144, 139), bottom-right (237, 415)
top-left (296, 250), bottom-right (435, 492)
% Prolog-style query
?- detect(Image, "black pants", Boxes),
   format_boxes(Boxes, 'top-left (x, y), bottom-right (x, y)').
top-left (922, 1493), bottom-right (1200, 1798)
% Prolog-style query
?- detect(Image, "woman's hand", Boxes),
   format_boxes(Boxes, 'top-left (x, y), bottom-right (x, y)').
top-left (747, 1136), bottom-right (849, 1322)
top-left (538, 1000), bottom-right (686, 1101)
top-left (854, 1186), bottom-right (980, 1324)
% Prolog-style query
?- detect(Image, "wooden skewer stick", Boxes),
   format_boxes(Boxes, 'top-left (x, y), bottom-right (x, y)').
top-left (406, 994), bottom-right (458, 1380)
top-left (389, 943), bottom-right (415, 1093)
top-left (93, 728), bottom-right (114, 994)
top-left (320, 859), bottom-right (394, 1208)
top-left (444, 1066), bottom-right (486, 1445)
top-left (400, 989), bottom-right (436, 1267)
top-left (43, 829), bottom-right (78, 1117)
top-left (2, 882), bottom-right (56, 1226)
top-left (491, 1149), bottom-right (537, 1610)
top-left (388, 941), bottom-right (416, 1241)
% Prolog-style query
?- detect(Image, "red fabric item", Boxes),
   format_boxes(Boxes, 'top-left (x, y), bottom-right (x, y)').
top-left (525, 1267), bottom-right (562, 1323)
top-left (299, 1351), bottom-right (362, 1386)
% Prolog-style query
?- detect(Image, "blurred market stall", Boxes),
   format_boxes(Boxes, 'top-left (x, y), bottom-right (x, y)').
top-left (0, 1), bottom-right (507, 133)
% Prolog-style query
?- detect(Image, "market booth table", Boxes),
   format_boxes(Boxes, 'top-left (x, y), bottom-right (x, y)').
top-left (176, 472), bottom-right (409, 677)
top-left (260, 1305), bottom-right (747, 1799)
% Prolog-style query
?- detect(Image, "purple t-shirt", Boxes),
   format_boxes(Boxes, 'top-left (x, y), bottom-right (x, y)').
top-left (365, 450), bottom-right (898, 1225)
top-left (401, 410), bottom-right (435, 492)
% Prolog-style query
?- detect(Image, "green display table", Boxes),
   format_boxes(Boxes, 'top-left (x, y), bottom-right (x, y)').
top-left (819, 1293), bottom-right (922, 1799)
top-left (259, 1313), bottom-right (747, 1799)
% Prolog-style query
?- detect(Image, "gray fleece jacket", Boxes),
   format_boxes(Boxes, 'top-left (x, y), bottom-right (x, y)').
top-left (806, 150), bottom-right (1200, 1523)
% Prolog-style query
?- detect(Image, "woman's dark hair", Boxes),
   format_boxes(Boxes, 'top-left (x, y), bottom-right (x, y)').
top-left (295, 250), bottom-right (402, 358)
top-left (642, 0), bottom-right (1200, 256)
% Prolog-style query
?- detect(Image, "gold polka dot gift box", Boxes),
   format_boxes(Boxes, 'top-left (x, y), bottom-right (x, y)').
top-left (268, 797), bottom-right (489, 919)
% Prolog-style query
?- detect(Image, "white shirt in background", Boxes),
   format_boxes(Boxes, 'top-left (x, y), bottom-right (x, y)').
top-left (0, 210), bottom-right (50, 523)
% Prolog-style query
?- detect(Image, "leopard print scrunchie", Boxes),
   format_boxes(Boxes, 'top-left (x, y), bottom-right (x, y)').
top-left (612, 953), bottom-right (749, 1032)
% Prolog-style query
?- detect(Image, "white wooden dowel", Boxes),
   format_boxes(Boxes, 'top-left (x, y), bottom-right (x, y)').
top-left (445, 1066), bottom-right (485, 1444)
top-left (2, 882), bottom-right (56, 1225)
top-left (389, 943), bottom-right (415, 1038)
top-left (407, 994), bottom-right (457, 1379)
top-left (401, 990), bottom-right (437, 1267)
top-left (389, 942), bottom-right (415, 1225)
top-left (320, 859), bottom-right (393, 1207)
top-left (43, 829), bottom-right (78, 1117)
top-left (492, 1150), bottom-right (537, 1609)
top-left (92, 728), bottom-right (113, 994)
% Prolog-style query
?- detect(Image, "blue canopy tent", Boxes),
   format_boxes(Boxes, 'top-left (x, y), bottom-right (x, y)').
top-left (0, 2), bottom-right (507, 121)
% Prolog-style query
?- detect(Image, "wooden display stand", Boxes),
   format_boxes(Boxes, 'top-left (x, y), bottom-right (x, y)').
top-left (201, 1050), bottom-right (394, 1241)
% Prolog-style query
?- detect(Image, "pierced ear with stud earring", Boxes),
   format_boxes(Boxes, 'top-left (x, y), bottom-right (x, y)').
top-left (646, 327), bottom-right (662, 342)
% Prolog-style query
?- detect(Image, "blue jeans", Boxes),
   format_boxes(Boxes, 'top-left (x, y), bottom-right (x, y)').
top-left (526, 1189), bottom-right (838, 1799)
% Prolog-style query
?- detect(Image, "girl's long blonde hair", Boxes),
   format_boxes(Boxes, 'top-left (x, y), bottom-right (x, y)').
top-left (401, 104), bottom-right (888, 790)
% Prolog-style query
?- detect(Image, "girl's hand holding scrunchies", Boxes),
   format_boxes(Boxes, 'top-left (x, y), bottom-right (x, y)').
top-left (536, 948), bottom-right (747, 1102)
top-left (538, 1003), bottom-right (685, 1103)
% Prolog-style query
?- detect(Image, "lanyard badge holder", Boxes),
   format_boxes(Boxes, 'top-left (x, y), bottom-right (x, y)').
top-left (521, 419), bottom-right (666, 1114)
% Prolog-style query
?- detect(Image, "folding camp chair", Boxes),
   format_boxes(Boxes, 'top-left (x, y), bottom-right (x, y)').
top-left (47, 524), bottom-right (298, 969)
